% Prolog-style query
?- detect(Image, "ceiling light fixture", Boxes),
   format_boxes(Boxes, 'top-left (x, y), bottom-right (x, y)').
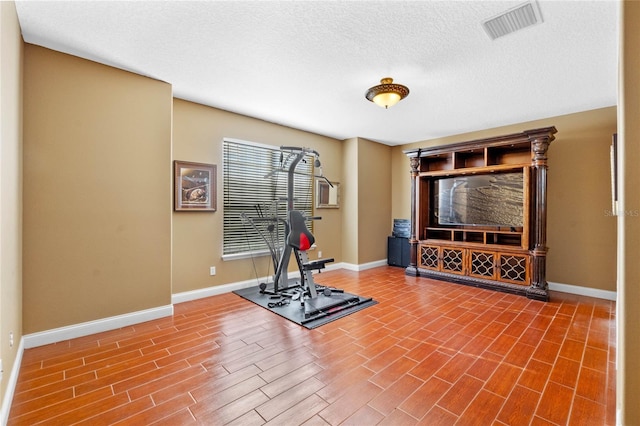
top-left (365, 77), bottom-right (410, 109)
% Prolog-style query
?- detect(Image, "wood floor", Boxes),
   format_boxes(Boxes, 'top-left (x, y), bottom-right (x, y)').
top-left (8, 266), bottom-right (616, 425)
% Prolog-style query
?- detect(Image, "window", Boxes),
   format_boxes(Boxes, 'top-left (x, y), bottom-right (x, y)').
top-left (222, 139), bottom-right (313, 257)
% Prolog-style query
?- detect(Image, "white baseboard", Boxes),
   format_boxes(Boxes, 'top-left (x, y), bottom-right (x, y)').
top-left (172, 278), bottom-right (261, 304)
top-left (172, 262), bottom-right (345, 304)
top-left (1, 337), bottom-right (24, 426)
top-left (548, 281), bottom-right (616, 301)
top-left (340, 259), bottom-right (387, 272)
top-left (22, 304), bottom-right (174, 349)
top-left (322, 262), bottom-right (345, 272)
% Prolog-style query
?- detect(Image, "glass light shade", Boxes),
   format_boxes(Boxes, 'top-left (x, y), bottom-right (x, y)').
top-left (373, 92), bottom-right (401, 109)
top-left (365, 77), bottom-right (409, 109)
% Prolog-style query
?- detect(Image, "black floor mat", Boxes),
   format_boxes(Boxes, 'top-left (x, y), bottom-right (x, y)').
top-left (233, 284), bottom-right (378, 329)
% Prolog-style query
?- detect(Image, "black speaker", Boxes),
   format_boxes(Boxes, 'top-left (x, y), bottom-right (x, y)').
top-left (388, 236), bottom-right (410, 267)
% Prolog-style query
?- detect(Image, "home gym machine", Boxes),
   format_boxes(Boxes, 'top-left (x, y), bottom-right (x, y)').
top-left (241, 146), bottom-right (369, 325)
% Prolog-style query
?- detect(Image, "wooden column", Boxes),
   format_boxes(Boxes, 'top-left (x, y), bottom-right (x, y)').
top-left (527, 132), bottom-right (553, 300)
top-left (405, 153), bottom-right (420, 276)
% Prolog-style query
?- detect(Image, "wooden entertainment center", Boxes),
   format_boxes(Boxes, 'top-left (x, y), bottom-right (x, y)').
top-left (404, 127), bottom-right (557, 301)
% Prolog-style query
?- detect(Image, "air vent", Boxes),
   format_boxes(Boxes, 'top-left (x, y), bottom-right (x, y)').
top-left (482, 1), bottom-right (543, 40)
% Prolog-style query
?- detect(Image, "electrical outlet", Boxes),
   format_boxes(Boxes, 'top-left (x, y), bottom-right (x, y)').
top-left (9, 332), bottom-right (13, 348)
top-left (318, 251), bottom-right (322, 258)
top-left (210, 266), bottom-right (216, 276)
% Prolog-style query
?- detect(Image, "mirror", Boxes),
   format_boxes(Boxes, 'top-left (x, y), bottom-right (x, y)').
top-left (316, 180), bottom-right (340, 209)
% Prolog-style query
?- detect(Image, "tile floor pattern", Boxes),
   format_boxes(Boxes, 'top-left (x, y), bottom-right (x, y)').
top-left (8, 266), bottom-right (616, 425)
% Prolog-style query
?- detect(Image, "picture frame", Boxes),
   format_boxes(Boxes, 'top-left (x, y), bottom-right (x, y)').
top-left (174, 160), bottom-right (216, 212)
top-left (316, 180), bottom-right (340, 209)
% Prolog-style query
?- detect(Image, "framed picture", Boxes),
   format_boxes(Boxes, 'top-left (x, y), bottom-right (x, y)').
top-left (174, 161), bottom-right (216, 211)
top-left (316, 180), bottom-right (340, 209)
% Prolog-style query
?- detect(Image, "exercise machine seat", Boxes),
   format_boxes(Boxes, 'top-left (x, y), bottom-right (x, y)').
top-left (288, 210), bottom-right (315, 251)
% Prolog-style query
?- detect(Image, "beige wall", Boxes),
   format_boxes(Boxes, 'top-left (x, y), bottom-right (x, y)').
top-left (357, 138), bottom-right (391, 264)
top-left (172, 99), bottom-right (343, 293)
top-left (340, 138), bottom-right (359, 265)
top-left (22, 46), bottom-right (172, 333)
top-left (619, 2), bottom-right (640, 423)
top-left (0, 0), bottom-right (23, 407)
top-left (392, 107), bottom-right (617, 292)
top-left (339, 137), bottom-right (392, 265)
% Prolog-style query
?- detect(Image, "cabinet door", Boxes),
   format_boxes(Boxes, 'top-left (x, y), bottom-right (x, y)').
top-left (418, 244), bottom-right (440, 271)
top-left (468, 250), bottom-right (496, 280)
top-left (497, 253), bottom-right (529, 285)
top-left (440, 247), bottom-right (465, 275)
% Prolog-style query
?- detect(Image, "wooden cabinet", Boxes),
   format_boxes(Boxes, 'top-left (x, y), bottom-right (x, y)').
top-left (405, 127), bottom-right (557, 301)
top-left (418, 244), bottom-right (530, 285)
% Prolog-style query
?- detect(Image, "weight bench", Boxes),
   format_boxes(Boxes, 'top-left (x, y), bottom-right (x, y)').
top-left (302, 258), bottom-right (335, 271)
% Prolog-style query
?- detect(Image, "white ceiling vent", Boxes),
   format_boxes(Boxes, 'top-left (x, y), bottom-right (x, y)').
top-left (483, 1), bottom-right (543, 40)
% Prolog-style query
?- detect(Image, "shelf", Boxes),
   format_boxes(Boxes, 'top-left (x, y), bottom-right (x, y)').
top-left (488, 233), bottom-right (522, 247)
top-left (425, 227), bottom-right (523, 247)
top-left (418, 163), bottom-right (526, 178)
top-left (454, 150), bottom-right (485, 169)
top-left (425, 228), bottom-right (453, 240)
top-left (461, 231), bottom-right (484, 244)
top-left (421, 153), bottom-right (454, 172)
top-left (487, 144), bottom-right (531, 166)
top-left (416, 143), bottom-right (532, 174)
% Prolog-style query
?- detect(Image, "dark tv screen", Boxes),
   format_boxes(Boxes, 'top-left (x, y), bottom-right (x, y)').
top-left (434, 172), bottom-right (524, 227)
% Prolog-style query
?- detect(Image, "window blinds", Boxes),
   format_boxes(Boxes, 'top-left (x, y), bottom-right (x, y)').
top-left (223, 140), bottom-right (313, 256)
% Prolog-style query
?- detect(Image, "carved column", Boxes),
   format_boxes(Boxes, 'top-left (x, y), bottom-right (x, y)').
top-left (528, 134), bottom-right (552, 300)
top-left (405, 153), bottom-right (421, 276)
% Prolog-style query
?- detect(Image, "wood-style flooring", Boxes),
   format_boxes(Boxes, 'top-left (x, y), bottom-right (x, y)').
top-left (8, 266), bottom-right (616, 425)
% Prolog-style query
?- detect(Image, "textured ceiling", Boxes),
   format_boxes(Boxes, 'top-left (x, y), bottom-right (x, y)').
top-left (15, 0), bottom-right (618, 145)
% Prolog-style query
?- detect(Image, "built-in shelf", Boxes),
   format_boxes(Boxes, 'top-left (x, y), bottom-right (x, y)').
top-left (454, 150), bottom-right (485, 169)
top-left (419, 142), bottom-right (536, 174)
top-left (425, 227), bottom-right (524, 248)
top-left (487, 144), bottom-right (531, 166)
top-left (424, 154), bottom-right (454, 171)
top-left (404, 127), bottom-right (557, 301)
